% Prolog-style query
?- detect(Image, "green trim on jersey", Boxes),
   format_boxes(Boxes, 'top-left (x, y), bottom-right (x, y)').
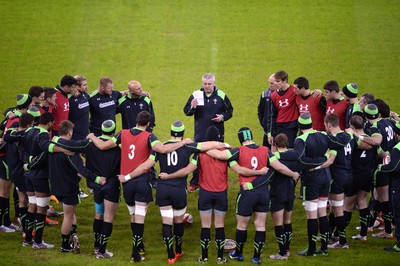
top-left (89, 90), bottom-right (98, 98)
top-left (269, 155), bottom-right (278, 163)
top-left (229, 160), bottom-right (238, 167)
top-left (150, 139), bottom-right (161, 147)
top-left (2, 161), bottom-right (9, 180)
top-left (352, 102), bottom-right (362, 114)
top-left (217, 90), bottom-right (226, 100)
top-left (118, 96), bottom-right (127, 105)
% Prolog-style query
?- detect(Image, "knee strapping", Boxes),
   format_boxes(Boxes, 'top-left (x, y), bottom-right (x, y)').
top-left (36, 197), bottom-right (50, 207)
top-left (329, 200), bottom-right (344, 207)
top-left (160, 208), bottom-right (174, 219)
top-left (28, 196), bottom-right (37, 205)
top-left (127, 205), bottom-right (135, 215)
top-left (135, 205), bottom-right (147, 216)
top-left (173, 207), bottom-right (186, 217)
top-left (318, 198), bottom-right (328, 208)
top-left (304, 201), bottom-right (318, 211)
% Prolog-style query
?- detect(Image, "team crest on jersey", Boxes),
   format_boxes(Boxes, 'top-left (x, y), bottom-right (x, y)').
top-left (139, 103), bottom-right (144, 109)
top-left (278, 99), bottom-right (289, 107)
top-left (213, 99), bottom-right (218, 104)
top-left (326, 106), bottom-right (335, 114)
top-left (299, 104), bottom-right (309, 112)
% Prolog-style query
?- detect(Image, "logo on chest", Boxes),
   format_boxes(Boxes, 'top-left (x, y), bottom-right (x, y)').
top-left (326, 106), bottom-right (335, 114)
top-left (278, 99), bottom-right (289, 107)
top-left (64, 102), bottom-right (69, 111)
top-left (299, 104), bottom-right (309, 112)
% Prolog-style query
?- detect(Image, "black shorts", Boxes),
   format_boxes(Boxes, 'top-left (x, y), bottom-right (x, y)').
top-left (330, 177), bottom-right (352, 195)
top-left (14, 174), bottom-right (27, 192)
top-left (156, 183), bottom-right (187, 209)
top-left (15, 183), bottom-right (27, 192)
top-left (0, 158), bottom-right (9, 181)
top-left (57, 194), bottom-right (80, 205)
top-left (346, 171), bottom-right (373, 196)
top-left (302, 182), bottom-right (330, 201)
top-left (198, 188), bottom-right (228, 212)
top-left (93, 179), bottom-right (121, 204)
top-left (32, 178), bottom-right (51, 194)
top-left (236, 187), bottom-right (270, 216)
top-left (374, 171), bottom-right (390, 187)
top-left (11, 173), bottom-right (26, 190)
top-left (123, 179), bottom-right (153, 206)
top-left (269, 196), bottom-right (294, 212)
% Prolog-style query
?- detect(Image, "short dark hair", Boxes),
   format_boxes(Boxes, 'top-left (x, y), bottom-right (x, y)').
top-left (19, 113), bottom-right (34, 128)
top-left (349, 115), bottom-right (364, 130)
top-left (39, 112), bottom-right (54, 125)
top-left (294, 77), bottom-right (309, 90)
top-left (361, 93), bottom-right (374, 104)
top-left (371, 99), bottom-right (390, 118)
top-left (59, 120), bottom-right (74, 136)
top-left (43, 87), bottom-right (56, 99)
top-left (324, 80), bottom-right (340, 93)
top-left (28, 86), bottom-right (44, 98)
top-left (274, 133), bottom-right (289, 148)
top-left (324, 113), bottom-right (339, 127)
top-left (60, 75), bottom-right (78, 87)
top-left (136, 111), bottom-right (152, 126)
top-left (274, 70), bottom-right (288, 82)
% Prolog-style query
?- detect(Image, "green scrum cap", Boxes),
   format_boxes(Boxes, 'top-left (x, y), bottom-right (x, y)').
top-left (171, 120), bottom-right (185, 137)
top-left (364, 104), bottom-right (379, 120)
top-left (27, 106), bottom-right (40, 118)
top-left (298, 112), bottom-right (312, 130)
top-left (17, 94), bottom-right (32, 109)
top-left (101, 119), bottom-right (116, 134)
top-left (342, 83), bottom-right (358, 98)
top-left (238, 127), bottom-right (253, 144)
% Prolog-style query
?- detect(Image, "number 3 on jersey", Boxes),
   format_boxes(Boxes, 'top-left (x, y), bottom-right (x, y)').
top-left (128, 144), bottom-right (135, 160)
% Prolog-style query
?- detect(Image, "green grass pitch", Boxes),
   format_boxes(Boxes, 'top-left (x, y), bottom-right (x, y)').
top-left (1, 0), bottom-right (399, 265)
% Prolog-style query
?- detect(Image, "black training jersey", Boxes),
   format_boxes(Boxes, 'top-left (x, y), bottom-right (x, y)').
top-left (48, 151), bottom-right (98, 197)
top-left (328, 131), bottom-right (354, 180)
top-left (269, 150), bottom-right (302, 202)
top-left (368, 118), bottom-right (398, 153)
top-left (3, 116), bottom-right (25, 183)
top-left (345, 102), bottom-right (363, 128)
top-left (279, 130), bottom-right (331, 185)
top-left (257, 89), bottom-right (275, 137)
top-left (379, 142), bottom-right (400, 173)
top-left (117, 94), bottom-right (155, 131)
top-left (69, 92), bottom-right (90, 140)
top-left (24, 127), bottom-right (54, 179)
top-left (89, 90), bottom-right (122, 135)
top-left (84, 135), bottom-right (121, 190)
top-left (155, 141), bottom-right (201, 188)
top-left (50, 136), bottom-right (118, 190)
top-left (351, 133), bottom-right (377, 176)
top-left (183, 87), bottom-right (233, 141)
